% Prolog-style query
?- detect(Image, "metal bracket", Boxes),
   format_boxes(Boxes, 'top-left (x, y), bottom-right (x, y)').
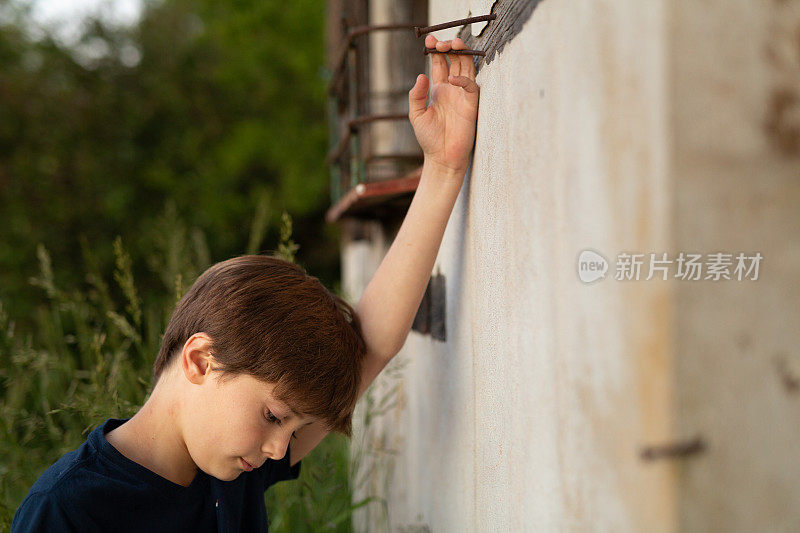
top-left (639, 437), bottom-right (706, 462)
top-left (412, 272), bottom-right (447, 342)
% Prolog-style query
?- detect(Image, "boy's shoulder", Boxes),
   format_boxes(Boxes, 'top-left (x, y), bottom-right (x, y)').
top-left (23, 418), bottom-right (138, 495)
top-left (12, 486), bottom-right (77, 532)
top-left (24, 435), bottom-right (97, 497)
top-left (11, 418), bottom-right (158, 531)
top-left (12, 423), bottom-right (109, 531)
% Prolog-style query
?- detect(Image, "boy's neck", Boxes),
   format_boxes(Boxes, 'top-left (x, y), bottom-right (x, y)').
top-left (105, 379), bottom-right (200, 487)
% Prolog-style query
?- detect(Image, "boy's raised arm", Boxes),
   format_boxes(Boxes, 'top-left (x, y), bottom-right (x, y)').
top-left (354, 35), bottom-right (479, 396)
top-left (289, 36), bottom-right (479, 466)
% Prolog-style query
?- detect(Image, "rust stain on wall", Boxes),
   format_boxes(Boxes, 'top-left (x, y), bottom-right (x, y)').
top-left (774, 352), bottom-right (800, 394)
top-left (763, 2), bottom-right (800, 156)
top-left (765, 88), bottom-right (800, 155)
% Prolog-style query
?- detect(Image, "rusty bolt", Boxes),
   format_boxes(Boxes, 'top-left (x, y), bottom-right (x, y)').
top-left (424, 47), bottom-right (486, 57)
top-left (414, 14), bottom-right (497, 37)
top-left (640, 437), bottom-right (706, 461)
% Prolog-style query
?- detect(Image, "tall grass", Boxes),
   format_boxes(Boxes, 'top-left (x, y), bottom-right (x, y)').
top-left (0, 201), bottom-right (377, 531)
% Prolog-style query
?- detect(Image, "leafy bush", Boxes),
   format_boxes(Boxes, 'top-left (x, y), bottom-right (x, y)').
top-left (0, 0), bottom-right (338, 332)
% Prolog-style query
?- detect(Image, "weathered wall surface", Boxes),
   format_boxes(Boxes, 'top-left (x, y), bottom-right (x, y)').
top-left (342, 0), bottom-right (800, 531)
top-left (671, 1), bottom-right (800, 531)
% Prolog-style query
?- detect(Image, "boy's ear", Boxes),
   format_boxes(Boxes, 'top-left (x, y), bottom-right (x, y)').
top-left (180, 332), bottom-right (216, 385)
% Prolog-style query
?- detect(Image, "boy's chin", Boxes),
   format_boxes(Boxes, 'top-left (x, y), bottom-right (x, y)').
top-left (221, 471), bottom-right (243, 481)
top-left (211, 469), bottom-right (243, 482)
top-left (221, 459), bottom-right (249, 480)
top-left (201, 460), bottom-right (243, 482)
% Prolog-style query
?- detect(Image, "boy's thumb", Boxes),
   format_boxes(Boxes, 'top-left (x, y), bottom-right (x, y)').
top-left (408, 74), bottom-right (428, 122)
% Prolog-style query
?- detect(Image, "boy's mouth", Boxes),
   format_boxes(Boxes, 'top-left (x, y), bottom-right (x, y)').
top-left (241, 458), bottom-right (254, 471)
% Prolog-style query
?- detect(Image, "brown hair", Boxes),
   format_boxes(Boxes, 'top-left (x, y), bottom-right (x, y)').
top-left (153, 254), bottom-right (366, 436)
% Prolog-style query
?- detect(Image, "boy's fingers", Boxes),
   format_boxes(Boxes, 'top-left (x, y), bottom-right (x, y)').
top-left (452, 38), bottom-right (475, 79)
top-left (465, 54), bottom-right (476, 79)
top-left (435, 39), bottom-right (452, 52)
top-left (408, 74), bottom-right (429, 121)
top-left (425, 34), bottom-right (448, 83)
top-left (465, 41), bottom-right (476, 79)
top-left (448, 75), bottom-right (480, 94)
top-left (450, 57), bottom-right (461, 78)
top-left (450, 38), bottom-right (466, 77)
top-left (431, 48), bottom-right (448, 84)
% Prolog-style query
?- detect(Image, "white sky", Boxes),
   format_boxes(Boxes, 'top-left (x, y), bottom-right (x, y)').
top-left (23, 0), bottom-right (144, 45)
top-left (30, 0), bottom-right (142, 26)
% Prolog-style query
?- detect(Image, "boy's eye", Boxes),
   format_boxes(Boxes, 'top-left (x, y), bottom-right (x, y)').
top-left (265, 410), bottom-right (298, 440)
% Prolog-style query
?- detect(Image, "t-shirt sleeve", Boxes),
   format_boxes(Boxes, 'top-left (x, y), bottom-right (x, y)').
top-left (259, 442), bottom-right (302, 490)
top-left (11, 491), bottom-right (79, 533)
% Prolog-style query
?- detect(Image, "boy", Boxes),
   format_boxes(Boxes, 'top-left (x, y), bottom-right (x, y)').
top-left (11, 35), bottom-right (479, 532)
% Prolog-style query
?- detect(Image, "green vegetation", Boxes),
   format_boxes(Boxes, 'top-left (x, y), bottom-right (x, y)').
top-left (0, 0), bottom-right (341, 331)
top-left (0, 0), bottom-right (383, 530)
top-left (0, 210), bottom-right (369, 531)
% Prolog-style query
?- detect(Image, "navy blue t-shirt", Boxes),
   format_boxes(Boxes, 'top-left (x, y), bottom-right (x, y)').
top-left (11, 418), bottom-right (301, 532)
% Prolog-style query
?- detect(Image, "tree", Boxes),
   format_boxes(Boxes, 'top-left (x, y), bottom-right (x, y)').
top-left (0, 0), bottom-right (340, 331)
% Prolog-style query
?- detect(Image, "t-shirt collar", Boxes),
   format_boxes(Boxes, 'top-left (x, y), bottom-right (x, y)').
top-left (89, 417), bottom-right (210, 501)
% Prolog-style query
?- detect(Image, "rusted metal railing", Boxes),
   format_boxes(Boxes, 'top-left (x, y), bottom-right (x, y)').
top-left (328, 13), bottom-right (496, 208)
top-left (328, 24), bottom-right (424, 95)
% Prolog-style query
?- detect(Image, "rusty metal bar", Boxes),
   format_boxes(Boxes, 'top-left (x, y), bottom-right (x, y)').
top-left (346, 46), bottom-right (361, 190)
top-left (347, 23), bottom-right (422, 41)
top-left (424, 47), bottom-right (486, 57)
top-left (639, 437), bottom-right (706, 461)
top-left (349, 113), bottom-right (409, 128)
top-left (364, 153), bottom-right (424, 164)
top-left (414, 14), bottom-right (497, 37)
top-left (328, 23), bottom-right (425, 95)
top-left (328, 96), bottom-right (342, 203)
top-left (327, 113), bottom-right (410, 165)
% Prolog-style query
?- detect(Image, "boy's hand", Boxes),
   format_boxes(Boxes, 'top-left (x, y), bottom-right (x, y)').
top-left (409, 35), bottom-right (480, 176)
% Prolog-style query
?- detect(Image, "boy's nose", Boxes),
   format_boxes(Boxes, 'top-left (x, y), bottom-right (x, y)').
top-left (262, 434), bottom-right (289, 461)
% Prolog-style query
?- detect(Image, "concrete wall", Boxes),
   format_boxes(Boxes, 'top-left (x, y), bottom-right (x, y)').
top-left (342, 0), bottom-right (800, 531)
top-left (672, 0), bottom-right (800, 530)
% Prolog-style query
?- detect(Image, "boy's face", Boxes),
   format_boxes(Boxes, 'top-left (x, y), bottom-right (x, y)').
top-left (175, 333), bottom-right (316, 481)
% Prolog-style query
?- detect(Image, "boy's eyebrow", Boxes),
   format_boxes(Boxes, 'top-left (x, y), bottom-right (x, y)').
top-left (292, 410), bottom-right (318, 426)
top-left (270, 402), bottom-right (301, 420)
top-left (267, 398), bottom-right (314, 424)
top-left (285, 407), bottom-right (316, 426)
top-left (281, 405), bottom-right (302, 419)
